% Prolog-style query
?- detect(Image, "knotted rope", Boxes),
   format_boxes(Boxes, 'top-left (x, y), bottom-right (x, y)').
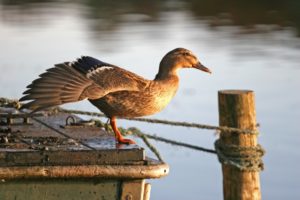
top-left (214, 139), bottom-right (265, 171)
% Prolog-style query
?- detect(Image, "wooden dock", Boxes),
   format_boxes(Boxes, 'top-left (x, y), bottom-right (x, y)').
top-left (0, 107), bottom-right (168, 200)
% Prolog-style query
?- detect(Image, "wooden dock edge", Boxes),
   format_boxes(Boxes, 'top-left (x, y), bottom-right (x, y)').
top-left (0, 162), bottom-right (169, 180)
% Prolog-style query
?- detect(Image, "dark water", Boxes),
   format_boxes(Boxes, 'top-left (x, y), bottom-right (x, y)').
top-left (0, 1), bottom-right (299, 199)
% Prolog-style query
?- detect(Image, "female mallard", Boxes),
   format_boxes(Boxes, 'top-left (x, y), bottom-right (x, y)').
top-left (20, 48), bottom-right (211, 144)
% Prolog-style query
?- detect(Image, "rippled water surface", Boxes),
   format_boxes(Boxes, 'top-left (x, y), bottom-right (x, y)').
top-left (1, 1), bottom-right (300, 199)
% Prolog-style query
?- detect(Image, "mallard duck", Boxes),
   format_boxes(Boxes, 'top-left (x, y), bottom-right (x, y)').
top-left (20, 48), bottom-right (211, 144)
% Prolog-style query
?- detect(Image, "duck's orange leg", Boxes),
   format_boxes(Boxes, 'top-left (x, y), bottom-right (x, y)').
top-left (110, 116), bottom-right (135, 144)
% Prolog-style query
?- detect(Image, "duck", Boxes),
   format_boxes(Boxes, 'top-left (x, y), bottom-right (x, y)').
top-left (19, 48), bottom-right (211, 144)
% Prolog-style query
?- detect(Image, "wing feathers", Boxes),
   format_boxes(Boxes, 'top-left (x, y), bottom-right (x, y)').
top-left (20, 63), bottom-right (92, 111)
top-left (20, 56), bottom-right (149, 112)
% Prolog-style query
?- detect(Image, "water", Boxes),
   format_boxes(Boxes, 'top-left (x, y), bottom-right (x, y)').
top-left (1, 1), bottom-right (300, 199)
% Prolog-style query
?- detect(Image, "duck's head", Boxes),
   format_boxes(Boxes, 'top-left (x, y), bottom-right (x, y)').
top-left (158, 48), bottom-right (212, 77)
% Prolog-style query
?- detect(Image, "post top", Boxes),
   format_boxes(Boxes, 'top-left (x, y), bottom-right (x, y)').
top-left (218, 90), bottom-right (254, 95)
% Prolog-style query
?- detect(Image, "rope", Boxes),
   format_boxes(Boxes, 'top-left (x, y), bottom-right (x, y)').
top-left (91, 119), bottom-right (165, 161)
top-left (0, 98), bottom-right (258, 135)
top-left (1, 97), bottom-right (264, 171)
top-left (0, 97), bottom-right (21, 109)
top-left (214, 139), bottom-right (265, 171)
top-left (56, 108), bottom-right (259, 135)
top-left (131, 131), bottom-right (165, 162)
top-left (126, 127), bottom-right (216, 154)
top-left (90, 119), bottom-right (216, 159)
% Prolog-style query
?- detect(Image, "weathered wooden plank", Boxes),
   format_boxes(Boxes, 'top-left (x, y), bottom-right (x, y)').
top-left (121, 180), bottom-right (145, 200)
top-left (0, 160), bottom-right (169, 179)
top-left (0, 148), bottom-right (144, 166)
top-left (0, 179), bottom-right (119, 200)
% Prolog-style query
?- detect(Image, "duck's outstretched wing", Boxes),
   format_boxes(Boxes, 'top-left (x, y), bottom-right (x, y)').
top-left (19, 56), bottom-right (148, 112)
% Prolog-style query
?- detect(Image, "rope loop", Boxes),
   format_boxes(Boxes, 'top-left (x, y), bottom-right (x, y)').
top-left (214, 139), bottom-right (265, 172)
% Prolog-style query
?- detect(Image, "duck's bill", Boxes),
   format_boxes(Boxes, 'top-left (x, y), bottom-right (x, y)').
top-left (194, 62), bottom-right (212, 74)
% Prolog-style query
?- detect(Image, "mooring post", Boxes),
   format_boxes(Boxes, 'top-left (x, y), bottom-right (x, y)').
top-left (218, 90), bottom-right (261, 200)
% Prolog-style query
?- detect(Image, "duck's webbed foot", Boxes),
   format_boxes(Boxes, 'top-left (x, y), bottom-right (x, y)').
top-left (110, 116), bottom-right (136, 144)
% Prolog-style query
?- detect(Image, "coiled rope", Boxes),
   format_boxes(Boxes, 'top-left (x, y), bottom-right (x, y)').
top-left (214, 139), bottom-right (265, 171)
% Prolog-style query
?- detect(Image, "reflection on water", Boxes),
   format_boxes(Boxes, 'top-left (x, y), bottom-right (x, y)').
top-left (1, 0), bottom-right (300, 35)
top-left (0, 1), bottom-right (300, 200)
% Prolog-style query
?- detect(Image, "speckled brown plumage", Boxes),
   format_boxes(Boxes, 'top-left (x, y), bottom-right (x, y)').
top-left (20, 48), bottom-right (211, 144)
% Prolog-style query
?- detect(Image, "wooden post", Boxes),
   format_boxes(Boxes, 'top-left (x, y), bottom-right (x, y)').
top-left (218, 90), bottom-right (261, 200)
top-left (143, 183), bottom-right (151, 200)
